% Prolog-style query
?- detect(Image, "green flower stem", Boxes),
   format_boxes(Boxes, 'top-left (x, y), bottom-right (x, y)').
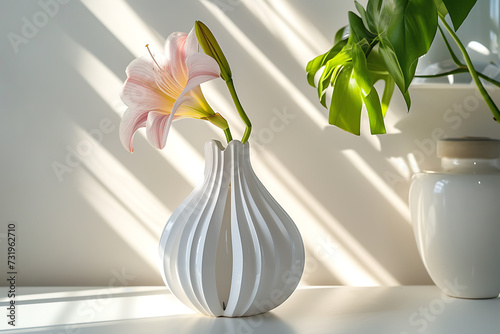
top-left (439, 15), bottom-right (500, 122)
top-left (224, 128), bottom-right (233, 143)
top-left (226, 78), bottom-right (252, 144)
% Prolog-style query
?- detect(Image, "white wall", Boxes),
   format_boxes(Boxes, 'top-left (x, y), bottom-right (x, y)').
top-left (1, 0), bottom-right (499, 286)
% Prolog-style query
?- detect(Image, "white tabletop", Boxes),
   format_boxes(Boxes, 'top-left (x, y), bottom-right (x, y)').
top-left (1, 286), bottom-right (499, 333)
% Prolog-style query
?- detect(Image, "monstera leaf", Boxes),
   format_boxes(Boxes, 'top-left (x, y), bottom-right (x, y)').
top-left (441, 0), bottom-right (477, 31)
top-left (307, 0), bottom-right (438, 134)
top-left (306, 0), bottom-right (490, 135)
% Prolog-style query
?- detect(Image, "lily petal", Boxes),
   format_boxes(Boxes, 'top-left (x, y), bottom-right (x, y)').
top-left (120, 56), bottom-right (175, 112)
top-left (184, 27), bottom-right (199, 58)
top-left (119, 108), bottom-right (149, 152)
top-left (165, 32), bottom-right (189, 87)
top-left (164, 53), bottom-right (220, 145)
top-left (146, 111), bottom-right (171, 150)
top-left (170, 53), bottom-right (220, 116)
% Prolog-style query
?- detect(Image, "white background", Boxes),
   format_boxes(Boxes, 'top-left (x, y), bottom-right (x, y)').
top-left (1, 0), bottom-right (499, 286)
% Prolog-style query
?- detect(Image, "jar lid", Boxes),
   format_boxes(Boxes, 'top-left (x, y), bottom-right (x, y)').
top-left (437, 137), bottom-right (500, 159)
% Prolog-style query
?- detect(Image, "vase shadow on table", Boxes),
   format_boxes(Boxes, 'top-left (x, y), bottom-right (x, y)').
top-left (169, 312), bottom-right (296, 334)
top-left (26, 312), bottom-right (296, 334)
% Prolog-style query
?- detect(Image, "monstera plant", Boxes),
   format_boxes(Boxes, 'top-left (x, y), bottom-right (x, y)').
top-left (307, 0), bottom-right (500, 135)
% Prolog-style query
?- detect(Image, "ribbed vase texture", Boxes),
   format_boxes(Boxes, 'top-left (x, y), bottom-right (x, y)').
top-left (159, 140), bottom-right (305, 317)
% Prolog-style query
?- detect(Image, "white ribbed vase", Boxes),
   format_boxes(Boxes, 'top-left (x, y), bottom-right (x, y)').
top-left (159, 140), bottom-right (305, 317)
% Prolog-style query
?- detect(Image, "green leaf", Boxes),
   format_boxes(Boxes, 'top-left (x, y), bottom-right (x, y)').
top-left (321, 66), bottom-right (344, 107)
top-left (380, 75), bottom-right (395, 116)
top-left (442, 0), bottom-right (477, 31)
top-left (362, 87), bottom-right (386, 134)
top-left (365, 0), bottom-right (438, 91)
top-left (366, 0), bottom-right (391, 33)
top-left (369, 46), bottom-right (411, 111)
top-left (367, 51), bottom-right (395, 116)
top-left (355, 1), bottom-right (375, 34)
top-left (378, 37), bottom-right (405, 96)
top-left (388, 0), bottom-right (438, 91)
top-left (306, 39), bottom-right (347, 86)
top-left (366, 48), bottom-right (388, 73)
top-left (329, 64), bottom-right (362, 135)
top-left (334, 26), bottom-right (349, 44)
top-left (348, 11), bottom-right (377, 47)
top-left (433, 0), bottom-right (448, 17)
top-left (317, 48), bottom-right (352, 106)
top-left (353, 45), bottom-right (386, 134)
top-left (351, 43), bottom-right (372, 96)
top-left (317, 65), bottom-right (337, 107)
top-left (403, 88), bottom-right (411, 110)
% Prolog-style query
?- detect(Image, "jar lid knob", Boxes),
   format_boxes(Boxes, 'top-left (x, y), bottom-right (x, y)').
top-left (437, 137), bottom-right (500, 159)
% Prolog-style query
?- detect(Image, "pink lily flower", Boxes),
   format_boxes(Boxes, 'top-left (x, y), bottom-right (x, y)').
top-left (119, 28), bottom-right (223, 152)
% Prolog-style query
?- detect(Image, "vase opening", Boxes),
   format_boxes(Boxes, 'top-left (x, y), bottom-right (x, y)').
top-left (215, 183), bottom-right (233, 311)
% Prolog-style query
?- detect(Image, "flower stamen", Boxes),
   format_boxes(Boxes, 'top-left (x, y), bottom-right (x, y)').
top-left (146, 44), bottom-right (162, 70)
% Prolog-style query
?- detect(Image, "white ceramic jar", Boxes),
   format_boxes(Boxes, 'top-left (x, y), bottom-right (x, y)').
top-left (410, 137), bottom-right (500, 299)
